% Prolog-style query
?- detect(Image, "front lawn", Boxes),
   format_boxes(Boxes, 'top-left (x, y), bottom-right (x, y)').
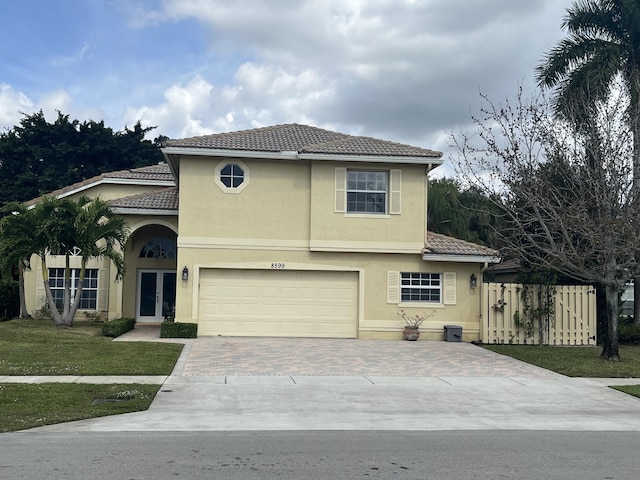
top-left (483, 344), bottom-right (640, 378)
top-left (0, 318), bottom-right (183, 375)
top-left (0, 318), bottom-right (183, 432)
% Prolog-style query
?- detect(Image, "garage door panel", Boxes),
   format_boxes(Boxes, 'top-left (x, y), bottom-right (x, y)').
top-left (198, 269), bottom-right (358, 338)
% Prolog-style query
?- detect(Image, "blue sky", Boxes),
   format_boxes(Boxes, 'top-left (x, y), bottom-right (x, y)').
top-left (0, 0), bottom-right (573, 170)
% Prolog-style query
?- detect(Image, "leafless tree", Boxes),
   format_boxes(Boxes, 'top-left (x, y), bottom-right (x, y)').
top-left (451, 87), bottom-right (639, 361)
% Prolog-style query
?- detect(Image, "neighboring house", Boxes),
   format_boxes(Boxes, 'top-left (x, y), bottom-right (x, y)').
top-left (23, 124), bottom-right (499, 340)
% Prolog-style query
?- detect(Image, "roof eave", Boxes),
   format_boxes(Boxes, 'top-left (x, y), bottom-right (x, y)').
top-left (161, 146), bottom-right (444, 166)
top-left (297, 153), bottom-right (444, 165)
top-left (422, 254), bottom-right (502, 264)
top-left (111, 208), bottom-right (179, 216)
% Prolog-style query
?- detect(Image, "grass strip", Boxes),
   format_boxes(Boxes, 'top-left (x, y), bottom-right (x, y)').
top-left (483, 344), bottom-right (640, 377)
top-left (611, 385), bottom-right (640, 398)
top-left (0, 383), bottom-right (160, 432)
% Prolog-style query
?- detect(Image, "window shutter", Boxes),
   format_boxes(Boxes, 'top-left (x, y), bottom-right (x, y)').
top-left (387, 271), bottom-right (400, 304)
top-left (443, 272), bottom-right (456, 305)
top-left (335, 167), bottom-right (346, 213)
top-left (389, 169), bottom-right (401, 214)
top-left (36, 266), bottom-right (45, 309)
top-left (98, 269), bottom-right (109, 312)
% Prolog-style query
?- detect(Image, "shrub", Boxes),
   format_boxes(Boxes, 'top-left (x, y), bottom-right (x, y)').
top-left (102, 318), bottom-right (136, 338)
top-left (619, 317), bottom-right (640, 344)
top-left (0, 280), bottom-right (19, 321)
top-left (160, 321), bottom-right (198, 338)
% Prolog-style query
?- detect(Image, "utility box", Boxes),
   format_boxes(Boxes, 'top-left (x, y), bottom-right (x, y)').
top-left (444, 325), bottom-right (462, 342)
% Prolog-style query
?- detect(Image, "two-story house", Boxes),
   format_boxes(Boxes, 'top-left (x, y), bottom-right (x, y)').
top-left (23, 124), bottom-right (499, 340)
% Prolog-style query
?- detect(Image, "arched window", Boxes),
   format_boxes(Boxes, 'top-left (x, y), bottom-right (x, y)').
top-left (140, 237), bottom-right (177, 259)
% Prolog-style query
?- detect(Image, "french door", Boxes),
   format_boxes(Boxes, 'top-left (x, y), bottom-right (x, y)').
top-left (136, 270), bottom-right (177, 322)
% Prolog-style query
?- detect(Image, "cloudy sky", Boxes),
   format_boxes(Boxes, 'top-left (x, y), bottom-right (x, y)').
top-left (0, 0), bottom-right (573, 172)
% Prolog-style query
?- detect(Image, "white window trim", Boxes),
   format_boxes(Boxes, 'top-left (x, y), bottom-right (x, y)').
top-left (48, 268), bottom-right (99, 310)
top-left (387, 271), bottom-right (456, 306)
top-left (335, 167), bottom-right (401, 215)
top-left (214, 160), bottom-right (250, 193)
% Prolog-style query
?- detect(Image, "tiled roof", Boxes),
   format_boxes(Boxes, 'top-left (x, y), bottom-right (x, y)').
top-left (101, 163), bottom-right (173, 181)
top-left (164, 123), bottom-right (442, 158)
top-left (424, 232), bottom-right (500, 259)
top-left (109, 187), bottom-right (178, 211)
top-left (25, 164), bottom-right (174, 205)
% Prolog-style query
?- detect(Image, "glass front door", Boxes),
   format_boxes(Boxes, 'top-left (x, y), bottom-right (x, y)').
top-left (137, 270), bottom-right (176, 322)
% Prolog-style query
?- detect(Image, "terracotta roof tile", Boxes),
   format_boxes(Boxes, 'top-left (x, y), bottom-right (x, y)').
top-left (109, 187), bottom-right (178, 211)
top-left (164, 123), bottom-right (442, 158)
top-left (424, 232), bottom-right (500, 258)
top-left (25, 164), bottom-right (174, 205)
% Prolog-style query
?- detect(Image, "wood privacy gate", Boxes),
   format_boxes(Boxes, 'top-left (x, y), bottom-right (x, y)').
top-left (482, 283), bottom-right (597, 345)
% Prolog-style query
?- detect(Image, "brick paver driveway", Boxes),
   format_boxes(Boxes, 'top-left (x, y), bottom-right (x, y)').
top-left (178, 337), bottom-right (560, 377)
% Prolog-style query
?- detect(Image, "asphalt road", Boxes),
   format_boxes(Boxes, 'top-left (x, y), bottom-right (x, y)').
top-left (2, 430), bottom-right (639, 479)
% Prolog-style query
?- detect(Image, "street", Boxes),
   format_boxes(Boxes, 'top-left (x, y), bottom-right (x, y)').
top-left (2, 430), bottom-right (639, 479)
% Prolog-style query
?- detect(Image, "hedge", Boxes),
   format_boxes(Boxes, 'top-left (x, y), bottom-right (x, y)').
top-left (0, 280), bottom-right (19, 321)
top-left (102, 317), bottom-right (136, 338)
top-left (160, 321), bottom-right (198, 338)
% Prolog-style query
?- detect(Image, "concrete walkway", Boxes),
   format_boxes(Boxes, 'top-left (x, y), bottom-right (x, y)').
top-left (10, 325), bottom-right (640, 432)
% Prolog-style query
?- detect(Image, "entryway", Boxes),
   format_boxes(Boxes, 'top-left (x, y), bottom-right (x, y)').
top-left (136, 269), bottom-right (176, 323)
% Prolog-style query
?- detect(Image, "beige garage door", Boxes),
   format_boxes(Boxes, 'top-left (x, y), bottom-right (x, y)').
top-left (198, 269), bottom-right (358, 338)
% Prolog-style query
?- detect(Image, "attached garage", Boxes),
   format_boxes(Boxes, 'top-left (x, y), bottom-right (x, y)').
top-left (198, 268), bottom-right (359, 337)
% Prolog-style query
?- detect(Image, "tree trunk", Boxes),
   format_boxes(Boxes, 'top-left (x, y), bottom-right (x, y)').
top-left (634, 277), bottom-right (640, 326)
top-left (63, 263), bottom-right (86, 327)
top-left (40, 257), bottom-right (64, 326)
top-left (17, 263), bottom-right (29, 318)
top-left (601, 283), bottom-right (621, 361)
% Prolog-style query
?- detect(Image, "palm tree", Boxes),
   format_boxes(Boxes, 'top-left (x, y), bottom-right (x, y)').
top-left (3, 196), bottom-right (128, 327)
top-left (60, 196), bottom-right (128, 326)
top-left (47, 196), bottom-right (128, 327)
top-left (0, 203), bottom-right (40, 318)
top-left (536, 0), bottom-right (640, 360)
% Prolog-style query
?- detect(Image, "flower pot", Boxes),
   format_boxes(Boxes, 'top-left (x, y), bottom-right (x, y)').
top-left (403, 326), bottom-right (420, 341)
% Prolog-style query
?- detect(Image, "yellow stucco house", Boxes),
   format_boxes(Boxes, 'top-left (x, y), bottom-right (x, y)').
top-left (23, 124), bottom-right (499, 340)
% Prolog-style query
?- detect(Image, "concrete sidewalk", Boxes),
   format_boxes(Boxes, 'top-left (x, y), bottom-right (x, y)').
top-left (10, 326), bottom-right (640, 432)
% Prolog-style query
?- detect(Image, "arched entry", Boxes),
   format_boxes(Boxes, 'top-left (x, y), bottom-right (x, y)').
top-left (124, 224), bottom-right (178, 323)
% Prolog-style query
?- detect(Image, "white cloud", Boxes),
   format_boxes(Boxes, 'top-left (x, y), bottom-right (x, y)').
top-left (0, 84), bottom-right (34, 128)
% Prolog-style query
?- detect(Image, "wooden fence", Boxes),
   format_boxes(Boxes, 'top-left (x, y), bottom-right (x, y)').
top-left (482, 283), bottom-right (597, 345)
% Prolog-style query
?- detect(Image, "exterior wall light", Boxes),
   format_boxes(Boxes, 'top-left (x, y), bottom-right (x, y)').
top-left (470, 273), bottom-right (478, 289)
top-left (182, 266), bottom-right (189, 281)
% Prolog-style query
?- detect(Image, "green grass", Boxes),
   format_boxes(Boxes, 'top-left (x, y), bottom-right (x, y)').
top-left (612, 385), bottom-right (640, 399)
top-left (0, 383), bottom-right (160, 432)
top-left (0, 318), bottom-right (183, 432)
top-left (483, 344), bottom-right (640, 377)
top-left (0, 318), bottom-right (183, 375)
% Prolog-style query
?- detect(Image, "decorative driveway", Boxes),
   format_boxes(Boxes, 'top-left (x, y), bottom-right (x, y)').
top-left (176, 337), bottom-right (562, 377)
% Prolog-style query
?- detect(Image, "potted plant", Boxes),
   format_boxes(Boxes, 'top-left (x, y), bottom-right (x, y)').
top-left (398, 309), bottom-right (435, 341)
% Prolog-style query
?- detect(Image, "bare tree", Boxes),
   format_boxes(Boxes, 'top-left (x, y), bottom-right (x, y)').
top-left (451, 87), bottom-right (639, 361)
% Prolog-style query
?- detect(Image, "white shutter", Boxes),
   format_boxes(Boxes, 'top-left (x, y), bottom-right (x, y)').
top-left (387, 271), bottom-right (400, 304)
top-left (35, 266), bottom-right (46, 309)
top-left (335, 167), bottom-right (346, 213)
top-left (443, 272), bottom-right (456, 305)
top-left (97, 268), bottom-right (109, 312)
top-left (389, 169), bottom-right (401, 214)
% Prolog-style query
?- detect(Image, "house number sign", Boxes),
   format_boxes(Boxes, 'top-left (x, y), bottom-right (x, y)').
top-left (271, 263), bottom-right (286, 269)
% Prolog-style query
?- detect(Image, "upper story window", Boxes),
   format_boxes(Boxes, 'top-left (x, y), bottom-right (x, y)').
top-left (220, 164), bottom-right (245, 188)
top-left (140, 237), bottom-right (177, 259)
top-left (335, 167), bottom-right (401, 215)
top-left (347, 170), bottom-right (388, 214)
top-left (215, 160), bottom-right (250, 193)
